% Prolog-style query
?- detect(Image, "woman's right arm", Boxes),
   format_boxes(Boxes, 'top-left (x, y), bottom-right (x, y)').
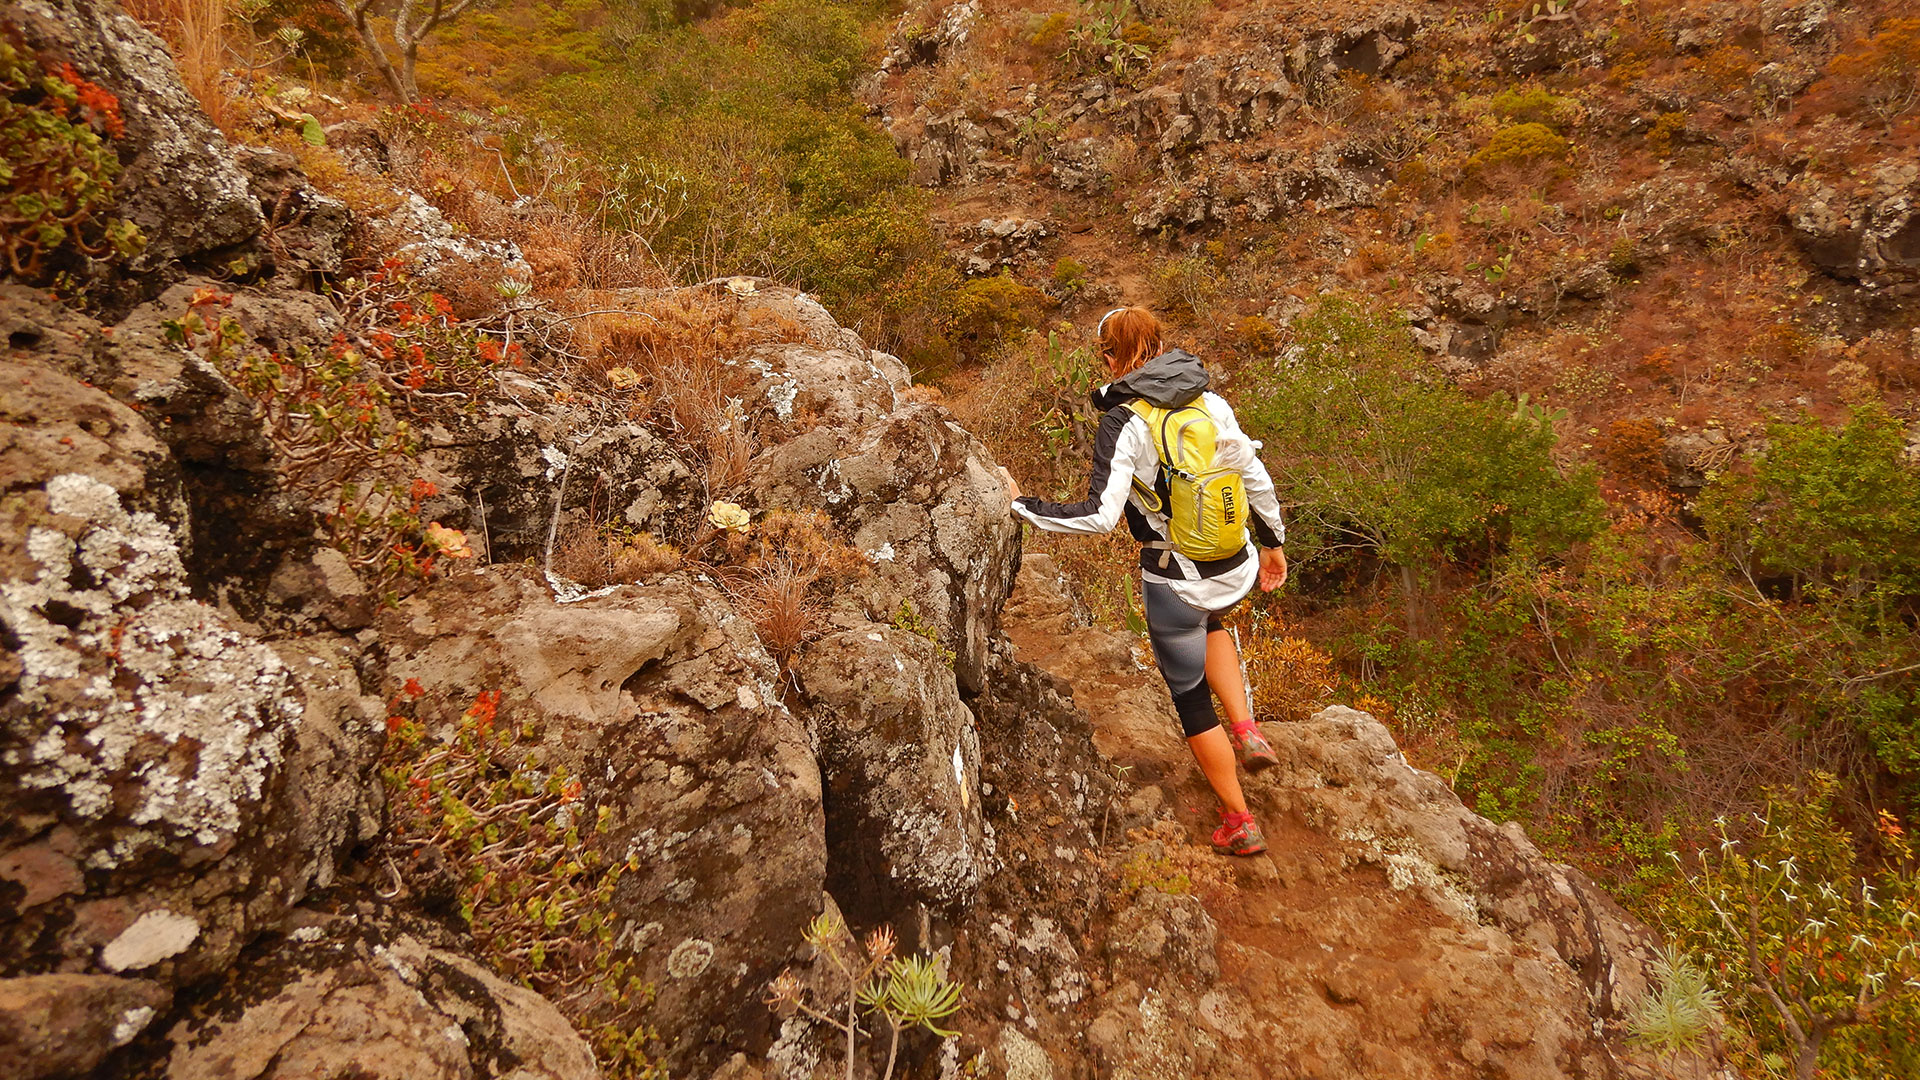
top-left (1010, 408), bottom-right (1146, 534)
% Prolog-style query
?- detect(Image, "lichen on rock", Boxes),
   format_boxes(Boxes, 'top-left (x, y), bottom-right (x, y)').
top-left (4, 471), bottom-right (300, 858)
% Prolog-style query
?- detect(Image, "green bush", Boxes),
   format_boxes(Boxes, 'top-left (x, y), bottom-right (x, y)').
top-left (1236, 295), bottom-right (1603, 580)
top-left (1698, 405), bottom-right (1920, 597)
top-left (1050, 255), bottom-right (1088, 294)
top-left (539, 0), bottom-right (949, 347)
top-left (1147, 251), bottom-right (1227, 326)
top-left (1471, 121), bottom-right (1571, 168)
top-left (1488, 85), bottom-right (1581, 130)
top-left (950, 272), bottom-right (1046, 350)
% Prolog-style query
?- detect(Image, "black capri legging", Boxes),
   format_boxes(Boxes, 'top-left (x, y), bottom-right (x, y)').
top-left (1142, 580), bottom-right (1236, 737)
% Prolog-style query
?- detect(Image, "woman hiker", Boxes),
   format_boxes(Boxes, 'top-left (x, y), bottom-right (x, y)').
top-left (998, 306), bottom-right (1289, 856)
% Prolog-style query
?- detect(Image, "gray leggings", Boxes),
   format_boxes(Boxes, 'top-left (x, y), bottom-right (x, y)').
top-left (1142, 580), bottom-right (1231, 737)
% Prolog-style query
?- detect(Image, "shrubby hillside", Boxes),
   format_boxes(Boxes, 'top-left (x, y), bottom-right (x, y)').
top-left (1, 0), bottom-right (1915, 1078)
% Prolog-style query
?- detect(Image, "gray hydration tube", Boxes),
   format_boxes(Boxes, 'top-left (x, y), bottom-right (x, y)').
top-left (1230, 623), bottom-right (1256, 725)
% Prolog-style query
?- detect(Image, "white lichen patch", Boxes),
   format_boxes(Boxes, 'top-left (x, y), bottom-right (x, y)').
top-left (100, 909), bottom-right (201, 971)
top-left (1343, 826), bottom-right (1480, 924)
top-left (1, 475), bottom-right (302, 860)
top-left (767, 379), bottom-right (799, 420)
top-left (374, 943), bottom-right (418, 984)
top-left (1000, 1027), bottom-right (1054, 1080)
top-left (111, 1005), bottom-right (157, 1046)
top-left (666, 937), bottom-right (715, 979)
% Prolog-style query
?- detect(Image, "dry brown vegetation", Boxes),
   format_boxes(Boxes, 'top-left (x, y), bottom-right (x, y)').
top-left (122, 0), bottom-right (234, 128)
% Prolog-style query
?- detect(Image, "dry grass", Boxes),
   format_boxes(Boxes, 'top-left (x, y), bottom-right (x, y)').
top-left (728, 559), bottom-right (822, 663)
top-left (566, 291), bottom-right (814, 490)
top-left (123, 0), bottom-right (233, 130)
top-left (712, 510), bottom-right (871, 665)
top-left (1237, 630), bottom-right (1339, 724)
top-left (551, 525), bottom-right (682, 587)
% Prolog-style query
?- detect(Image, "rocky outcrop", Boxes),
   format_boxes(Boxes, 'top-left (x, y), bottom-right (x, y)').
top-left (796, 628), bottom-right (987, 919)
top-left (873, 0), bottom-right (980, 78)
top-left (966, 217), bottom-right (1049, 275)
top-left (996, 557), bottom-right (1716, 1080)
top-left (10, 0), bottom-right (264, 279)
top-left (738, 289), bottom-right (1021, 693)
top-left (372, 568), bottom-right (824, 1075)
top-left (0, 287), bottom-right (384, 1076)
top-left (0, 972), bottom-right (172, 1077)
top-left (102, 281), bottom-right (334, 594)
top-left (147, 898), bottom-right (600, 1080)
top-left (1786, 160), bottom-right (1920, 284)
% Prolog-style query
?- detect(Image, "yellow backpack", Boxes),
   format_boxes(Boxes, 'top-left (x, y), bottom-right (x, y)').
top-left (1125, 398), bottom-right (1249, 564)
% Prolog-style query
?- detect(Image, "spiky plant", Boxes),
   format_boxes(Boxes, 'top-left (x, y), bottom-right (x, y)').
top-left (1630, 944), bottom-right (1723, 1055)
top-left (767, 918), bottom-right (964, 1080)
top-left (859, 954), bottom-right (965, 1080)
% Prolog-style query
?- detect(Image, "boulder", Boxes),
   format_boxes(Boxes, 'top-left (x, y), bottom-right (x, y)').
top-left (1177, 58), bottom-right (1293, 145)
top-left (9, 0), bottom-right (264, 275)
top-left (1786, 160), bottom-right (1920, 284)
top-left (904, 109), bottom-right (998, 187)
top-left (0, 293), bottom-right (383, 992)
top-left (106, 281), bottom-right (331, 593)
top-left (373, 567), bottom-right (826, 1076)
top-left (795, 628), bottom-right (987, 918)
top-left (874, 0), bottom-right (980, 75)
top-left (1106, 884), bottom-right (1219, 985)
top-left (1662, 427), bottom-right (1735, 489)
top-left (1415, 273), bottom-right (1513, 363)
top-left (0, 973), bottom-right (171, 1079)
top-left (148, 899), bottom-right (600, 1080)
top-left (233, 146), bottom-right (354, 276)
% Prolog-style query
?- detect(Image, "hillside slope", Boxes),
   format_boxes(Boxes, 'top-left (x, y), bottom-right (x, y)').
top-left (0, 4), bottom-right (1733, 1079)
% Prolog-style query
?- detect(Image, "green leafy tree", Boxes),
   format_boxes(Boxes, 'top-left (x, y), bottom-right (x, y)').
top-left (1666, 775), bottom-right (1920, 1080)
top-left (1699, 405), bottom-right (1920, 599)
top-left (1236, 295), bottom-right (1603, 632)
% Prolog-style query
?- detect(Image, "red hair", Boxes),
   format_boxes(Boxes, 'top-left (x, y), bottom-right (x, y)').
top-left (1097, 307), bottom-right (1164, 378)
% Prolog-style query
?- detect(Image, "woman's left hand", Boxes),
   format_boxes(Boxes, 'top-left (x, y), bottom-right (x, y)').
top-left (997, 466), bottom-right (1021, 502)
top-left (1258, 546), bottom-right (1288, 591)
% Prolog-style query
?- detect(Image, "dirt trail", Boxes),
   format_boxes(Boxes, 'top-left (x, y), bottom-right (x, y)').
top-left (998, 554), bottom-right (1648, 1079)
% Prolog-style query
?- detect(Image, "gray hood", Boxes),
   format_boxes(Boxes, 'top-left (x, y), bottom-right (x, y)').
top-left (1104, 349), bottom-right (1210, 408)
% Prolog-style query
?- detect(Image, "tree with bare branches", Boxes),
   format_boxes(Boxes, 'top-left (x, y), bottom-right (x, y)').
top-left (329, 0), bottom-right (482, 102)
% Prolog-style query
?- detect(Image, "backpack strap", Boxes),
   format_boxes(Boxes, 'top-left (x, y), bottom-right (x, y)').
top-left (1123, 400), bottom-right (1167, 513)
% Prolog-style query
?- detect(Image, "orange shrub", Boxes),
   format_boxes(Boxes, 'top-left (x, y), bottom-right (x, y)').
top-left (1241, 633), bottom-right (1339, 724)
top-left (1603, 418), bottom-right (1667, 489)
top-left (1824, 17), bottom-right (1920, 124)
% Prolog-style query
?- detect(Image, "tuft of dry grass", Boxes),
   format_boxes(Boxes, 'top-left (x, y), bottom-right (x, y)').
top-left (1238, 630), bottom-right (1339, 724)
top-left (552, 525), bottom-right (681, 587)
top-left (123, 0), bottom-right (233, 130)
top-left (712, 509), bottom-right (872, 666)
top-left (730, 559), bottom-right (822, 663)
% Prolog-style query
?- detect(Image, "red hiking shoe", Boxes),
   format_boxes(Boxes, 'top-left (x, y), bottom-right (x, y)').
top-left (1230, 720), bottom-right (1280, 773)
top-left (1211, 810), bottom-right (1267, 856)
